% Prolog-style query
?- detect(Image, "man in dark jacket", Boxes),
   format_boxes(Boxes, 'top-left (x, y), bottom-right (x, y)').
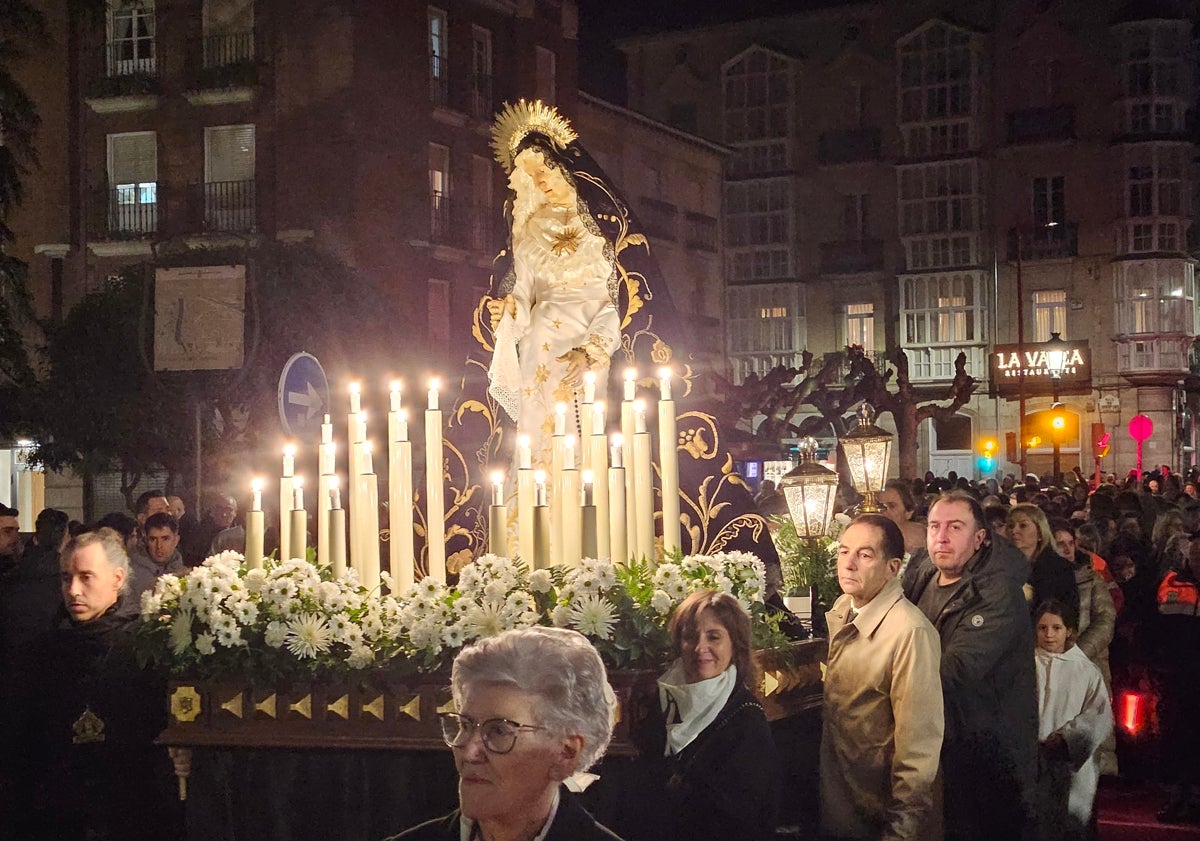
top-left (903, 490), bottom-right (1038, 841)
top-left (5, 528), bottom-right (180, 840)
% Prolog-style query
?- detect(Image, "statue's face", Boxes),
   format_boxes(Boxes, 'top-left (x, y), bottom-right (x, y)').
top-left (515, 149), bottom-right (574, 207)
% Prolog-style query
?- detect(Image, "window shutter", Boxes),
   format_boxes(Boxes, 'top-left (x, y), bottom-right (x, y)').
top-left (206, 125), bottom-right (255, 183)
top-left (203, 0), bottom-right (253, 34)
top-left (109, 132), bottom-right (157, 184)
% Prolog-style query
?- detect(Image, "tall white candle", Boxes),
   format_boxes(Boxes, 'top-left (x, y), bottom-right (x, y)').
top-left (561, 437), bottom-right (581, 568)
top-left (329, 478), bottom-right (347, 578)
top-left (390, 380), bottom-right (402, 413)
top-left (624, 368), bottom-right (637, 402)
top-left (389, 407), bottom-right (415, 591)
top-left (658, 367), bottom-right (672, 401)
top-left (348, 388), bottom-right (365, 570)
top-left (517, 436), bottom-right (535, 566)
top-left (349, 382), bottom-right (361, 415)
top-left (580, 390), bottom-right (595, 473)
top-left (290, 476), bottom-right (307, 560)
top-left (318, 415), bottom-right (335, 570)
top-left (356, 465), bottom-right (381, 590)
top-left (489, 470), bottom-right (507, 557)
top-left (583, 370), bottom-right (596, 404)
top-left (658, 384), bottom-right (681, 555)
top-left (633, 401), bottom-right (655, 562)
top-left (532, 471), bottom-right (550, 569)
top-left (551, 412), bottom-right (567, 561)
top-left (246, 478), bottom-right (265, 570)
top-left (581, 470), bottom-right (598, 558)
top-left (620, 384), bottom-right (638, 562)
top-left (590, 417), bottom-right (610, 559)
top-left (608, 461), bottom-right (628, 564)
top-left (425, 379), bottom-right (446, 581)
top-left (280, 444), bottom-right (295, 564)
top-left (554, 402), bottom-right (567, 436)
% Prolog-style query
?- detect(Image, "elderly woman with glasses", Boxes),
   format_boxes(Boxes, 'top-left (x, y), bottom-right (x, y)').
top-left (384, 626), bottom-right (624, 841)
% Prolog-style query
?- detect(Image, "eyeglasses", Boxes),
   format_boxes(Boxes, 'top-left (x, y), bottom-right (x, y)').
top-left (437, 712), bottom-right (545, 754)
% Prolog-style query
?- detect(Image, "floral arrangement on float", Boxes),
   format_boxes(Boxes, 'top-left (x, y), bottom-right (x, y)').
top-left (134, 549), bottom-right (789, 682)
top-left (772, 512), bottom-right (850, 608)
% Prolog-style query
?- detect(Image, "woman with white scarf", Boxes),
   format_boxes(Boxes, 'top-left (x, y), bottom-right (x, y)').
top-left (1033, 599), bottom-right (1113, 841)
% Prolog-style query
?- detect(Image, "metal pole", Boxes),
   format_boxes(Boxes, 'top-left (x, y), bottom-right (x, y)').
top-left (1016, 229), bottom-right (1027, 475)
top-left (1052, 380), bottom-right (1061, 480)
top-left (194, 401), bottom-right (203, 515)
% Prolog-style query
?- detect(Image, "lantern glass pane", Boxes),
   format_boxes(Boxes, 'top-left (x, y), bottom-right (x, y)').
top-left (782, 478), bottom-right (836, 539)
top-left (842, 437), bottom-right (892, 494)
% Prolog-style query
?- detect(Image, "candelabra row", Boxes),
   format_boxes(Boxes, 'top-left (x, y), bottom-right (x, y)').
top-left (240, 368), bottom-right (682, 589)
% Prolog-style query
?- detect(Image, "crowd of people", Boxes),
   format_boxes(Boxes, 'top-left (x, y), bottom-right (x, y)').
top-left (0, 464), bottom-right (1197, 840)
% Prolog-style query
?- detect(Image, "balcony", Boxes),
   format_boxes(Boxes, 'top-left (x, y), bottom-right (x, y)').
top-left (85, 41), bottom-right (161, 106)
top-left (186, 32), bottom-right (257, 92)
top-left (903, 345), bottom-right (987, 382)
top-left (87, 185), bottom-right (161, 241)
top-left (198, 180), bottom-right (257, 233)
top-left (817, 128), bottom-right (882, 165)
top-left (639, 197), bottom-right (677, 241)
top-left (819, 239), bottom-right (884, 274)
top-left (429, 193), bottom-right (499, 252)
top-left (685, 212), bottom-right (718, 252)
top-left (1116, 336), bottom-right (1192, 384)
top-left (430, 57), bottom-right (448, 106)
top-left (468, 73), bottom-right (493, 121)
top-left (1005, 105), bottom-right (1075, 145)
top-left (812, 349), bottom-right (890, 380)
top-left (1006, 223), bottom-right (1078, 261)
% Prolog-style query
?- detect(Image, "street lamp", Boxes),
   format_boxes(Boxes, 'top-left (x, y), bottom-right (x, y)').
top-left (839, 403), bottom-right (892, 513)
top-left (779, 437), bottom-right (838, 539)
top-left (1044, 331), bottom-right (1071, 479)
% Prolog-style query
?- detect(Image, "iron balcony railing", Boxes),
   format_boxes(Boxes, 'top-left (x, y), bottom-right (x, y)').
top-left (88, 185), bottom-right (160, 239)
top-left (469, 73), bottom-right (493, 120)
top-left (200, 180), bottom-right (257, 233)
top-left (89, 40), bottom-right (161, 97)
top-left (430, 193), bottom-right (499, 251)
top-left (203, 31), bottom-right (254, 68)
top-left (1006, 222), bottom-right (1079, 261)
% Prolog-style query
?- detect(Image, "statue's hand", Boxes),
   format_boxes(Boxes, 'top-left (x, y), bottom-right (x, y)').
top-left (557, 348), bottom-right (589, 390)
top-left (488, 295), bottom-right (517, 330)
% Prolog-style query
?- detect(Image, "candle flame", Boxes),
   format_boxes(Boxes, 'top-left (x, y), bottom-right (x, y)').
top-left (584, 371), bottom-right (596, 384)
top-left (293, 475), bottom-right (304, 488)
top-left (364, 441), bottom-right (373, 454)
top-left (582, 469), bottom-right (594, 484)
top-left (519, 434), bottom-right (531, 447)
top-left (534, 470), bottom-right (547, 484)
top-left (390, 379), bottom-right (402, 392)
top-left (349, 382), bottom-right (361, 395)
top-left (490, 470), bottom-right (505, 485)
top-left (634, 399), bottom-right (645, 412)
top-left (555, 402), bottom-right (567, 415)
top-left (283, 443), bottom-right (296, 456)
top-left (624, 368), bottom-right (637, 381)
top-left (594, 399), bottom-right (605, 411)
top-left (658, 367), bottom-right (672, 379)
top-left (429, 377), bottom-right (440, 390)
top-left (251, 478), bottom-right (263, 492)
top-left (611, 433), bottom-right (624, 446)
top-left (565, 435), bottom-right (576, 447)
top-left (329, 475), bottom-right (339, 489)
top-left (398, 409), bottom-right (408, 422)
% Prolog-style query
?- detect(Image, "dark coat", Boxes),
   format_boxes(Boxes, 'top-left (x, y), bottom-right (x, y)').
top-left (1028, 544), bottom-right (1079, 618)
top-left (903, 538), bottom-right (1038, 841)
top-left (6, 596), bottom-right (179, 841)
top-left (383, 787), bottom-right (623, 840)
top-left (0, 543), bottom-right (62, 676)
top-left (585, 682), bottom-right (779, 841)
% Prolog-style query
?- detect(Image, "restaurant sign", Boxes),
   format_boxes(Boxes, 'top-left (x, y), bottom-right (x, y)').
top-left (989, 340), bottom-right (1091, 398)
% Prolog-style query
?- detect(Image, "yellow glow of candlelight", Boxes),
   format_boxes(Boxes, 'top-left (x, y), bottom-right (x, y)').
top-left (624, 368), bottom-right (637, 382)
top-left (349, 382), bottom-right (361, 395)
top-left (284, 444), bottom-right (296, 457)
top-left (293, 475), bottom-right (304, 489)
top-left (390, 380), bottom-right (402, 392)
top-left (251, 478), bottom-right (263, 492)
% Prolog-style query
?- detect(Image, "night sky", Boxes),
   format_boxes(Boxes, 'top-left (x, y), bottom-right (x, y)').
top-left (577, 0), bottom-right (850, 102)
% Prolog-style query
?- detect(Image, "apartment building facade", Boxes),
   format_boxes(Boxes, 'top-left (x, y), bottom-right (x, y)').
top-left (619, 0), bottom-right (1200, 478)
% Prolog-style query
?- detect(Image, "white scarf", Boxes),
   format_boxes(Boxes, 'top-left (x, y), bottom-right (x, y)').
top-left (658, 659), bottom-right (737, 756)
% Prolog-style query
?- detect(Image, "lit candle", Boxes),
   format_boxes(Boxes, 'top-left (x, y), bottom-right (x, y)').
top-left (532, 471), bottom-right (550, 569)
top-left (389, 407), bottom-right (415, 591)
top-left (293, 477), bottom-right (304, 513)
top-left (583, 371), bottom-right (596, 404)
top-left (517, 434), bottom-right (532, 470)
top-left (328, 476), bottom-right (347, 577)
top-left (580, 384), bottom-right (595, 472)
top-left (390, 380), bottom-right (402, 413)
top-left (581, 470), bottom-right (598, 558)
top-left (355, 463), bottom-right (381, 589)
top-left (658, 380), bottom-right (681, 555)
top-left (609, 456), bottom-right (628, 564)
top-left (624, 368), bottom-right (637, 401)
top-left (489, 470), bottom-right (507, 556)
top-left (318, 416), bottom-right (336, 571)
top-left (246, 479), bottom-right (265, 570)
top-left (632, 404), bottom-right (654, 563)
top-left (517, 436), bottom-right (535, 566)
top-left (290, 476), bottom-right (307, 561)
top-left (362, 440), bottom-right (374, 476)
top-left (551, 414), bottom-right (567, 561)
top-left (611, 433), bottom-right (624, 469)
top-left (561, 436), bottom-right (581, 567)
top-left (658, 367), bottom-right (672, 401)
top-left (620, 381), bottom-right (638, 565)
top-left (593, 400), bottom-right (605, 432)
top-left (426, 383), bottom-right (446, 581)
top-left (590, 414), bottom-right (610, 559)
top-left (349, 382), bottom-right (361, 415)
top-left (282, 444), bottom-right (295, 478)
top-left (554, 402), bottom-right (567, 436)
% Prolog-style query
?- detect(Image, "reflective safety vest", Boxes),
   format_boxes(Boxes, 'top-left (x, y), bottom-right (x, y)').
top-left (1157, 571), bottom-right (1200, 617)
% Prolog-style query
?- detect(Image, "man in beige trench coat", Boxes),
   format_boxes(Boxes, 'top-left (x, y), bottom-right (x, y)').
top-left (820, 514), bottom-right (945, 841)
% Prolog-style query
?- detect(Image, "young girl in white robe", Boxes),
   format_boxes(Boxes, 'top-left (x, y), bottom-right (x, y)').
top-left (1034, 599), bottom-right (1114, 841)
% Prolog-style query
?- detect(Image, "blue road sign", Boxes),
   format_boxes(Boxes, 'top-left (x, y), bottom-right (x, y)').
top-left (278, 352), bottom-right (329, 437)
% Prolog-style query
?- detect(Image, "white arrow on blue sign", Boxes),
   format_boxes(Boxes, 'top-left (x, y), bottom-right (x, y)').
top-left (277, 352), bottom-right (329, 437)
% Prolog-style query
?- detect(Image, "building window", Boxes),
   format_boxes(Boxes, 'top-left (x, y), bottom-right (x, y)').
top-left (470, 26), bottom-right (492, 119)
top-left (723, 48), bottom-right (790, 175)
top-left (843, 194), bottom-right (868, 241)
top-left (429, 143), bottom-right (450, 242)
top-left (106, 131), bottom-right (157, 233)
top-left (726, 283), bottom-right (806, 383)
top-left (1120, 21), bottom-right (1188, 134)
top-left (470, 154), bottom-right (492, 251)
top-left (202, 0), bottom-right (253, 68)
top-left (1032, 289), bottom-right (1066, 342)
top-left (428, 279), bottom-right (451, 345)
top-left (1121, 143), bottom-right (1190, 254)
top-left (898, 160), bottom-right (979, 270)
top-left (901, 273), bottom-right (983, 346)
top-left (535, 46), bottom-right (556, 105)
top-left (428, 7), bottom-right (448, 105)
top-left (845, 302), bottom-right (874, 352)
top-left (897, 21), bottom-right (978, 156)
top-left (725, 179), bottom-right (791, 281)
top-left (1032, 176), bottom-right (1065, 227)
top-left (1116, 259), bottom-right (1196, 335)
top-left (107, 0), bottom-right (155, 76)
top-left (204, 124), bottom-right (255, 232)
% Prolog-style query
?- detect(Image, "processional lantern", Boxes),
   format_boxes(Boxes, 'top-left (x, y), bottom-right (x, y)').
top-left (839, 403), bottom-right (892, 514)
top-left (779, 437), bottom-right (838, 539)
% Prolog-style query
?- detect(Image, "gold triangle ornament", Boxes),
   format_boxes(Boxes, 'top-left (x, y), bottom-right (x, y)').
top-left (254, 693), bottom-right (277, 719)
top-left (72, 707), bottom-right (106, 745)
top-left (435, 697), bottom-right (457, 716)
top-left (289, 694), bottom-right (313, 719)
top-left (763, 671), bottom-right (781, 697)
top-left (362, 694), bottom-right (385, 721)
top-left (490, 99), bottom-right (577, 173)
top-left (397, 695), bottom-right (421, 722)
top-left (327, 694), bottom-right (350, 720)
top-left (220, 692), bottom-right (244, 719)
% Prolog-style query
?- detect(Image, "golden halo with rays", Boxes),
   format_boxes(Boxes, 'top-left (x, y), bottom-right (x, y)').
top-left (490, 99), bottom-right (578, 173)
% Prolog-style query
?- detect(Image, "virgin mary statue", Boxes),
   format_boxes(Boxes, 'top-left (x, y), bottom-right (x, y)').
top-left (429, 100), bottom-right (780, 588)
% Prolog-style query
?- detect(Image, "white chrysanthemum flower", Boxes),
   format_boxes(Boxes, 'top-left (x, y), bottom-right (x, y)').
top-left (651, 590), bottom-right (674, 615)
top-left (442, 624), bottom-right (465, 648)
top-left (465, 601), bottom-right (508, 639)
top-left (264, 620), bottom-right (288, 648)
top-left (154, 574), bottom-right (182, 598)
top-left (483, 579), bottom-right (509, 602)
top-left (284, 613), bottom-right (333, 659)
top-left (571, 572), bottom-right (602, 596)
top-left (216, 625), bottom-right (244, 647)
top-left (210, 612), bottom-right (238, 635)
top-left (204, 550), bottom-right (245, 570)
top-left (243, 568), bottom-right (267, 594)
top-left (231, 600), bottom-right (258, 625)
top-left (666, 578), bottom-right (689, 599)
top-left (140, 590), bottom-right (162, 619)
top-left (408, 621), bottom-right (442, 652)
top-left (170, 609), bottom-right (194, 655)
top-left (568, 594), bottom-right (617, 640)
top-left (713, 574), bottom-right (735, 594)
top-left (550, 604), bottom-right (572, 628)
top-left (654, 563), bottom-right (683, 589)
top-left (527, 569), bottom-right (553, 593)
top-left (194, 633), bottom-right (216, 656)
top-left (347, 644), bottom-right (375, 669)
top-left (504, 591), bottom-right (534, 615)
top-left (416, 576), bottom-right (444, 598)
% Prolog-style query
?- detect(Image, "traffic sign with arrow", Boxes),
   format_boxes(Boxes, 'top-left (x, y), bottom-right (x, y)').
top-left (278, 352), bottom-right (329, 437)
